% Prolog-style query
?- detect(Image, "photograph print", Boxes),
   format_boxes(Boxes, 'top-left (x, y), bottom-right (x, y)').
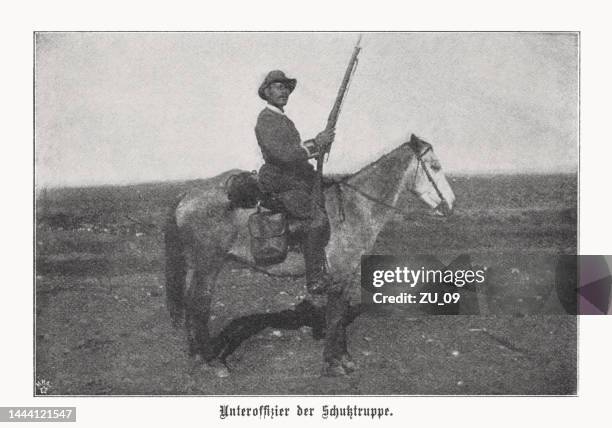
top-left (35, 32), bottom-right (578, 395)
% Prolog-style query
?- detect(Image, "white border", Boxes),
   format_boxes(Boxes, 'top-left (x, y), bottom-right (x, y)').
top-left (3, 1), bottom-right (612, 427)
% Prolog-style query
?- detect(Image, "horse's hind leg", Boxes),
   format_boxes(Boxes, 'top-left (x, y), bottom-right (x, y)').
top-left (184, 255), bottom-right (223, 362)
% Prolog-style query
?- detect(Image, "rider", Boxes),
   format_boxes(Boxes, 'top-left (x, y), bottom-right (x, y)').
top-left (255, 70), bottom-right (335, 294)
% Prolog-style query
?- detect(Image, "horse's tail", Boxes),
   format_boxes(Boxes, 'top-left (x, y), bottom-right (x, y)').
top-left (164, 193), bottom-right (187, 328)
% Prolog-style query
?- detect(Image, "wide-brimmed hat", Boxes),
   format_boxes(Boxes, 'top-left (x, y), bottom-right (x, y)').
top-left (258, 70), bottom-right (297, 100)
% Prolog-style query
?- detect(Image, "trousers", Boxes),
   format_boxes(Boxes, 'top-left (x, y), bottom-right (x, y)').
top-left (258, 163), bottom-right (330, 284)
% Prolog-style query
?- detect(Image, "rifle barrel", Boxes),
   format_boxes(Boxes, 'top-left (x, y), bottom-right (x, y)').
top-left (316, 35), bottom-right (362, 181)
top-left (326, 36), bottom-right (362, 131)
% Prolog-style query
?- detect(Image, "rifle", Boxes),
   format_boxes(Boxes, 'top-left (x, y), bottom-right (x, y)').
top-left (312, 36), bottom-right (362, 209)
top-left (316, 35), bottom-right (363, 176)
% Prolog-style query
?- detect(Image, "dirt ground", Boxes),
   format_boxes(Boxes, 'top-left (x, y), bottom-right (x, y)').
top-left (35, 174), bottom-right (577, 395)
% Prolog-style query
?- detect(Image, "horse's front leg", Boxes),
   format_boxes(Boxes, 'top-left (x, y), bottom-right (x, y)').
top-left (322, 282), bottom-right (355, 376)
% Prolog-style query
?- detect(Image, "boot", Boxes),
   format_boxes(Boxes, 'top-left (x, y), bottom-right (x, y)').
top-left (304, 252), bottom-right (332, 295)
top-left (302, 228), bottom-right (331, 295)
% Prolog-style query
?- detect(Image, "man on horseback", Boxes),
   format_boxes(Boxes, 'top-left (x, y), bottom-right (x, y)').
top-left (255, 70), bottom-right (335, 294)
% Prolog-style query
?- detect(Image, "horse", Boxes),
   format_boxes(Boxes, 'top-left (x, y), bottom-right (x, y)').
top-left (164, 134), bottom-right (456, 377)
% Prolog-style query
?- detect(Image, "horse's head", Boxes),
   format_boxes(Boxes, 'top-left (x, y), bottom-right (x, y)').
top-left (342, 134), bottom-right (455, 218)
top-left (406, 134), bottom-right (455, 216)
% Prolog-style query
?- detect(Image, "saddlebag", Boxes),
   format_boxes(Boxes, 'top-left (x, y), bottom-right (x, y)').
top-left (248, 209), bottom-right (288, 266)
top-left (226, 171), bottom-right (262, 209)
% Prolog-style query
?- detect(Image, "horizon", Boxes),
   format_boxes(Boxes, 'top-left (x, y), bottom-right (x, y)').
top-left (36, 170), bottom-right (577, 192)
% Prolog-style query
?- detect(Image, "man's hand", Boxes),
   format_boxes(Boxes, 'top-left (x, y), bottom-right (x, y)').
top-left (315, 128), bottom-right (335, 153)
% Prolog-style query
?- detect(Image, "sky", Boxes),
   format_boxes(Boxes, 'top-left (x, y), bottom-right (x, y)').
top-left (35, 32), bottom-right (578, 188)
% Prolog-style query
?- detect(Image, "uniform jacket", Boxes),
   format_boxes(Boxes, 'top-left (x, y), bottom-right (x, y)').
top-left (255, 106), bottom-right (318, 194)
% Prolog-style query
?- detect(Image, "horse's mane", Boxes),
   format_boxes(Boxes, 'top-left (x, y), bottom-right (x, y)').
top-left (333, 141), bottom-right (413, 185)
top-left (337, 134), bottom-right (431, 184)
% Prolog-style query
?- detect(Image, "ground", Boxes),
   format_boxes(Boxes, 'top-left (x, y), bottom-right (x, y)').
top-left (35, 173), bottom-right (577, 395)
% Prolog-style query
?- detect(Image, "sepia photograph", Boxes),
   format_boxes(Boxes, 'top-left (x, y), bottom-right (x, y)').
top-left (34, 32), bottom-right (578, 395)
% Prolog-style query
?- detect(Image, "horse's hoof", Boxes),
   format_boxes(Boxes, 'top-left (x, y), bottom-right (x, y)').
top-left (206, 361), bottom-right (230, 378)
top-left (214, 366), bottom-right (230, 378)
top-left (340, 354), bottom-right (357, 373)
top-left (322, 361), bottom-right (348, 377)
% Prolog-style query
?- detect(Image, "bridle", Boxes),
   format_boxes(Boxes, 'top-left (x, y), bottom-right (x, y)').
top-left (332, 144), bottom-right (450, 222)
top-left (413, 145), bottom-right (450, 213)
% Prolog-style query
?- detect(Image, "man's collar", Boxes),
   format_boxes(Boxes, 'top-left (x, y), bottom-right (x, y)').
top-left (265, 104), bottom-right (285, 116)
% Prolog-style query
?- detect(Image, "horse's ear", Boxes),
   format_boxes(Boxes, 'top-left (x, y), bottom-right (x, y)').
top-left (408, 134), bottom-right (422, 151)
top-left (408, 134), bottom-right (432, 153)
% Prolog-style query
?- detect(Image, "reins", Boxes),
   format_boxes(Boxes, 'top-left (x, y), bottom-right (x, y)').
top-left (329, 145), bottom-right (448, 222)
top-left (332, 180), bottom-right (422, 221)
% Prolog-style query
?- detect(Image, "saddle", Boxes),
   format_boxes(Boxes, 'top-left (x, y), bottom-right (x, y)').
top-left (225, 171), bottom-right (306, 266)
top-left (225, 170), bottom-right (283, 212)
